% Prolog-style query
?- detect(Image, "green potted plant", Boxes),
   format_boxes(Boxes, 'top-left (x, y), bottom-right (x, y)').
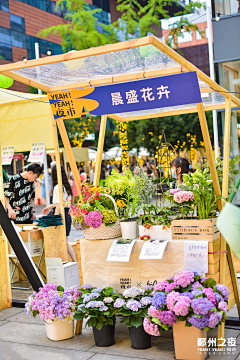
top-left (74, 284), bottom-right (122, 347)
top-left (114, 286), bottom-right (154, 349)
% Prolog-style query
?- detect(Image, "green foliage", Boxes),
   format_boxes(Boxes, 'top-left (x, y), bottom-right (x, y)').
top-left (102, 209), bottom-right (117, 225)
top-left (127, 112), bottom-right (213, 155)
top-left (138, 205), bottom-right (176, 227)
top-left (38, 0), bottom-right (118, 52)
top-left (134, 167), bottom-right (157, 205)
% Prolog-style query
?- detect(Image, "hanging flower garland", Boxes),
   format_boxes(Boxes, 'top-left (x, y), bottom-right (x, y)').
top-left (72, 114), bottom-right (93, 147)
top-left (116, 122), bottom-right (130, 169)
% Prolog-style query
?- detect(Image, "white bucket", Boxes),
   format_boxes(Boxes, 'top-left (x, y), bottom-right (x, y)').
top-left (45, 318), bottom-right (74, 341)
top-left (139, 225), bottom-right (172, 240)
top-left (120, 220), bottom-right (137, 239)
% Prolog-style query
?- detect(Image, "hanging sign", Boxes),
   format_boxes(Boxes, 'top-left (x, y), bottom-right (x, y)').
top-left (1, 146), bottom-right (14, 165)
top-left (184, 240), bottom-right (208, 273)
top-left (28, 142), bottom-right (45, 164)
top-left (48, 71), bottom-right (202, 120)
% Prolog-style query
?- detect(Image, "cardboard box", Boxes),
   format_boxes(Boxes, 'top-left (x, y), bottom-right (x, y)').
top-left (46, 258), bottom-right (80, 288)
top-left (11, 225), bottom-right (43, 256)
top-left (9, 260), bottom-right (19, 283)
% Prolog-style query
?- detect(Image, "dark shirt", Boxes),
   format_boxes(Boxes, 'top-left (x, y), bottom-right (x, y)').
top-left (4, 174), bottom-right (35, 224)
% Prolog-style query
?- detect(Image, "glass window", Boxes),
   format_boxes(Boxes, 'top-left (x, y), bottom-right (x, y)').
top-left (0, 0), bottom-right (9, 12)
top-left (196, 30), bottom-right (202, 40)
top-left (0, 27), bottom-right (12, 60)
top-left (0, 45), bottom-right (12, 61)
top-left (213, 0), bottom-right (239, 16)
top-left (205, 27), bottom-right (209, 38)
top-left (0, 27), bottom-right (11, 45)
top-left (11, 30), bottom-right (26, 48)
top-left (10, 14), bottom-right (25, 32)
top-left (177, 30), bottom-right (193, 43)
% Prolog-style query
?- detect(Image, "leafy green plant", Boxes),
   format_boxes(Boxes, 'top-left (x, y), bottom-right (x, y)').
top-left (138, 205), bottom-right (176, 227)
top-left (134, 166), bottom-right (157, 205)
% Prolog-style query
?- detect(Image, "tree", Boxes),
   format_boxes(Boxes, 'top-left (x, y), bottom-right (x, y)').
top-left (126, 112), bottom-right (213, 155)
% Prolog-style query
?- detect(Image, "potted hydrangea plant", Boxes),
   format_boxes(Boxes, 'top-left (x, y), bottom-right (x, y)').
top-left (74, 284), bottom-right (122, 347)
top-left (25, 283), bottom-right (81, 341)
top-left (114, 286), bottom-right (154, 349)
top-left (143, 271), bottom-right (229, 360)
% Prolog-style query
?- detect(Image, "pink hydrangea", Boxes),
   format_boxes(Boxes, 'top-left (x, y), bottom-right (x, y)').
top-left (148, 306), bottom-right (161, 318)
top-left (203, 288), bottom-right (217, 306)
top-left (170, 188), bottom-right (181, 194)
top-left (154, 281), bottom-right (169, 293)
top-left (143, 317), bottom-right (160, 336)
top-left (218, 301), bottom-right (228, 313)
top-left (84, 210), bottom-right (103, 229)
top-left (174, 271), bottom-right (194, 288)
top-left (165, 282), bottom-right (178, 293)
top-left (166, 291), bottom-right (180, 311)
top-left (173, 190), bottom-right (195, 203)
top-left (173, 296), bottom-right (191, 316)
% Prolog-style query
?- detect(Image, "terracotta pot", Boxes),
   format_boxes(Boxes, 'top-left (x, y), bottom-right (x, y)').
top-left (45, 319), bottom-right (74, 341)
top-left (173, 321), bottom-right (207, 360)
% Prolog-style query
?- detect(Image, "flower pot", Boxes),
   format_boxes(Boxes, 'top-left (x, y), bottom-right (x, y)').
top-left (93, 324), bottom-right (115, 347)
top-left (128, 326), bottom-right (151, 349)
top-left (173, 321), bottom-right (207, 360)
top-left (139, 225), bottom-right (172, 240)
top-left (120, 220), bottom-right (137, 240)
top-left (45, 319), bottom-right (74, 341)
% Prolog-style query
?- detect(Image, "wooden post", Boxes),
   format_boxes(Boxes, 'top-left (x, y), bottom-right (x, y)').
top-left (13, 159), bottom-right (16, 174)
top-left (93, 115), bottom-right (107, 186)
top-left (51, 114), bottom-right (67, 261)
top-left (0, 144), bottom-right (12, 309)
top-left (56, 119), bottom-right (82, 196)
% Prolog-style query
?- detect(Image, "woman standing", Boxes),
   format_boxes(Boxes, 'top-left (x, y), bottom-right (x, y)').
top-left (170, 157), bottom-right (192, 185)
top-left (42, 165), bottom-right (77, 262)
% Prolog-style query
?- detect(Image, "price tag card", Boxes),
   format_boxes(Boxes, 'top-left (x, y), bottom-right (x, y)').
top-left (106, 239), bottom-right (136, 262)
top-left (139, 240), bottom-right (169, 260)
top-left (28, 142), bottom-right (45, 164)
top-left (184, 240), bottom-right (208, 273)
top-left (1, 146), bottom-right (14, 165)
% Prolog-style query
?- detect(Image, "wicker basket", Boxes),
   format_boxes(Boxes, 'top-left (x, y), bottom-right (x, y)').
top-left (83, 194), bottom-right (122, 240)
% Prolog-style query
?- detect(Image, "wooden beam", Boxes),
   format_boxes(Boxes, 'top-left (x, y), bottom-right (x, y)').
top-left (196, 103), bottom-right (221, 207)
top-left (56, 119), bottom-right (82, 197)
top-left (0, 142), bottom-right (12, 310)
top-left (93, 115), bottom-right (107, 186)
top-left (50, 113), bottom-right (67, 261)
top-left (0, 37), bottom-right (154, 73)
top-left (152, 37), bottom-right (240, 107)
top-left (1, 71), bottom-right (50, 93)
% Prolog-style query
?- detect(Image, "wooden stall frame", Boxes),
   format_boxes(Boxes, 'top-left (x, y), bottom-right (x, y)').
top-left (1, 36), bottom-right (240, 344)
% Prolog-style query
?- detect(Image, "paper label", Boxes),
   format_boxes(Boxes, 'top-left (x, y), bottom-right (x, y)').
top-left (28, 142), bottom-right (45, 164)
top-left (1, 146), bottom-right (14, 165)
top-left (139, 240), bottom-right (169, 260)
top-left (106, 239), bottom-right (136, 262)
top-left (184, 240), bottom-right (208, 273)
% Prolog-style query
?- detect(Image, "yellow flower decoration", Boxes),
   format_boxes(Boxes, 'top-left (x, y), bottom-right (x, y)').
top-left (117, 199), bottom-right (125, 208)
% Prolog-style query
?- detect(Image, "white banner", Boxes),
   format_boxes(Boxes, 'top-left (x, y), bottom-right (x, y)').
top-left (28, 142), bottom-right (45, 164)
top-left (1, 146), bottom-right (14, 165)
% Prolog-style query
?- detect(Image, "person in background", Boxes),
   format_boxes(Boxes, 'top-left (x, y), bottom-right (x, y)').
top-left (170, 157), bottom-right (192, 185)
top-left (42, 165), bottom-right (77, 262)
top-left (79, 165), bottom-right (84, 174)
top-left (4, 163), bottom-right (43, 224)
top-left (89, 163), bottom-right (94, 183)
top-left (40, 168), bottom-right (51, 203)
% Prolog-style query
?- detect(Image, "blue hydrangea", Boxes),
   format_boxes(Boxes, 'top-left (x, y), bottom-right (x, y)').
top-left (192, 289), bottom-right (203, 297)
top-left (99, 305), bottom-right (108, 312)
top-left (82, 292), bottom-right (100, 303)
top-left (152, 292), bottom-right (166, 309)
top-left (181, 292), bottom-right (194, 299)
top-left (92, 288), bottom-right (102, 293)
top-left (188, 315), bottom-right (209, 329)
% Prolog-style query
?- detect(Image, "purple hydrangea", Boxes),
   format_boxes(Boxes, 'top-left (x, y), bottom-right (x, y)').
top-left (191, 281), bottom-right (204, 291)
top-left (140, 296), bottom-right (152, 306)
top-left (82, 293), bottom-right (100, 303)
top-left (159, 310), bottom-right (177, 325)
top-left (188, 315), bottom-right (209, 329)
top-left (215, 284), bottom-right (229, 301)
top-left (104, 297), bottom-right (114, 303)
top-left (126, 300), bottom-right (142, 312)
top-left (218, 301), bottom-right (228, 313)
top-left (192, 289), bottom-right (203, 297)
top-left (92, 288), bottom-right (102, 293)
top-left (191, 298), bottom-right (214, 315)
top-left (114, 298), bottom-right (126, 308)
top-left (181, 292), bottom-right (194, 299)
top-left (81, 284), bottom-right (92, 290)
top-left (99, 305), bottom-right (108, 312)
top-left (208, 311), bottom-right (223, 328)
top-left (85, 301), bottom-right (104, 309)
top-left (214, 292), bottom-right (223, 303)
top-left (174, 271), bottom-right (194, 288)
top-left (152, 292), bottom-right (167, 309)
top-left (123, 287), bottom-right (144, 298)
top-left (143, 317), bottom-right (160, 336)
top-left (144, 286), bottom-right (153, 291)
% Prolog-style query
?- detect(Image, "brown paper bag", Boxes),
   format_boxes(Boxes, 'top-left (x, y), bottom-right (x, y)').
top-left (80, 239), bottom-right (184, 292)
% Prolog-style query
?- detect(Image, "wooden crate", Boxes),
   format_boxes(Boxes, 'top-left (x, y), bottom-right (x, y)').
top-left (171, 218), bottom-right (220, 241)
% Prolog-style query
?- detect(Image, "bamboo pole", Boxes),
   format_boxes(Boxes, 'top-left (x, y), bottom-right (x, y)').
top-left (50, 114), bottom-right (67, 261)
top-left (0, 143), bottom-right (12, 309)
top-left (56, 119), bottom-right (82, 197)
top-left (93, 115), bottom-right (107, 186)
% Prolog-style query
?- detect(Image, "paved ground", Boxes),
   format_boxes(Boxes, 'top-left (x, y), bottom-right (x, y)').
top-left (0, 307), bottom-right (240, 360)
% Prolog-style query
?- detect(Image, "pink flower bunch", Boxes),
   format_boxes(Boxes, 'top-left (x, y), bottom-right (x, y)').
top-left (154, 281), bottom-right (169, 293)
top-left (174, 271), bottom-right (194, 288)
top-left (173, 296), bottom-right (191, 316)
top-left (173, 190), bottom-right (195, 203)
top-left (166, 291), bottom-right (180, 311)
top-left (84, 210), bottom-right (103, 229)
top-left (165, 281), bottom-right (178, 293)
top-left (203, 288), bottom-right (217, 306)
top-left (170, 188), bottom-right (181, 195)
top-left (143, 317), bottom-right (160, 336)
top-left (148, 306), bottom-right (161, 318)
top-left (25, 283), bottom-right (81, 322)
